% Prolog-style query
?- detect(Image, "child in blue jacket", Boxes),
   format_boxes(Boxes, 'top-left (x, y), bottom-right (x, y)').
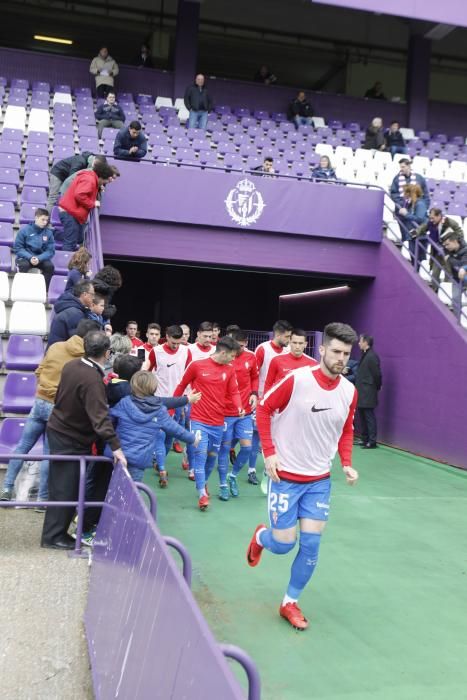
top-left (109, 370), bottom-right (200, 486)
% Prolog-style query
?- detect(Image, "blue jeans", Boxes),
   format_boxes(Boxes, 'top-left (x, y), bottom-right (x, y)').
top-left (294, 115), bottom-right (312, 129)
top-left (59, 210), bottom-right (86, 251)
top-left (390, 145), bottom-right (408, 158)
top-left (188, 110), bottom-right (208, 130)
top-left (4, 398), bottom-right (53, 499)
top-left (190, 420), bottom-right (223, 491)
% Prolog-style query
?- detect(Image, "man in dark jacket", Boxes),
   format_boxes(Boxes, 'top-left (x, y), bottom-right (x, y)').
top-left (41, 330), bottom-right (126, 549)
top-left (95, 91), bottom-right (125, 138)
top-left (47, 151), bottom-right (93, 212)
top-left (47, 280), bottom-right (94, 347)
top-left (113, 121), bottom-right (147, 160)
top-left (416, 208), bottom-right (464, 289)
top-left (13, 208), bottom-right (55, 289)
top-left (355, 334), bottom-right (382, 449)
top-left (384, 121), bottom-right (407, 158)
top-left (443, 233), bottom-right (467, 318)
top-left (390, 159), bottom-right (430, 210)
top-left (184, 74), bottom-right (213, 130)
top-left (288, 91), bottom-right (314, 130)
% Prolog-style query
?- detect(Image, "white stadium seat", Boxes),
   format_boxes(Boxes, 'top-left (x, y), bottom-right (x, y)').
top-left (446, 214), bottom-right (463, 227)
top-left (373, 151), bottom-right (392, 169)
top-left (412, 156), bottom-right (430, 175)
top-left (437, 282), bottom-right (452, 306)
top-left (315, 143), bottom-right (334, 158)
top-left (0, 301), bottom-right (6, 333)
top-left (400, 127), bottom-right (415, 140)
top-left (178, 106), bottom-right (190, 124)
top-left (334, 146), bottom-right (353, 163)
top-left (353, 148), bottom-right (371, 167)
top-left (155, 96), bottom-right (173, 109)
top-left (312, 116), bottom-right (326, 128)
top-left (28, 108), bottom-right (50, 133)
top-left (174, 97), bottom-right (185, 111)
top-left (386, 220), bottom-right (402, 242)
top-left (0, 272), bottom-right (10, 302)
top-left (8, 302), bottom-right (47, 335)
top-left (3, 106), bottom-right (26, 131)
top-left (419, 260), bottom-right (432, 282)
top-left (53, 92), bottom-right (72, 106)
top-left (401, 242), bottom-right (412, 261)
top-left (10, 272), bottom-right (47, 303)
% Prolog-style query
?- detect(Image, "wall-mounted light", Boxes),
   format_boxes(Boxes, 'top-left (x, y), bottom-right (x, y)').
top-left (280, 285), bottom-right (350, 300)
top-left (34, 35), bottom-right (73, 45)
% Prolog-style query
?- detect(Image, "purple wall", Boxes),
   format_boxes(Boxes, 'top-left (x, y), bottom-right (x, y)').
top-left (100, 218), bottom-right (379, 279)
top-left (313, 0), bottom-right (467, 27)
top-left (280, 239), bottom-right (467, 469)
top-left (102, 163), bottom-right (383, 243)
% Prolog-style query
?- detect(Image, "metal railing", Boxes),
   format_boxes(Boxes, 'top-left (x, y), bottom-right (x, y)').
top-left (0, 454), bottom-right (156, 556)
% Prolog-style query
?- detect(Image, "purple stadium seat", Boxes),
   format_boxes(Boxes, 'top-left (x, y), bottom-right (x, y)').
top-left (101, 128), bottom-right (120, 141)
top-left (218, 142), bottom-right (237, 156)
top-left (0, 168), bottom-right (20, 186)
top-left (148, 133), bottom-right (170, 148)
top-left (23, 171), bottom-right (49, 189)
top-left (152, 145), bottom-right (172, 159)
top-left (54, 84), bottom-right (71, 94)
top-left (7, 96), bottom-right (27, 107)
top-left (28, 132), bottom-right (49, 145)
top-left (32, 81), bottom-right (50, 91)
top-left (5, 335), bottom-right (44, 371)
top-left (433, 133), bottom-right (448, 144)
top-left (186, 128), bottom-right (206, 141)
top-left (0, 222), bottom-right (14, 245)
top-left (0, 141), bottom-right (23, 155)
top-left (0, 245), bottom-right (11, 271)
top-left (279, 122), bottom-right (294, 134)
top-left (79, 138), bottom-right (100, 152)
top-left (239, 144), bottom-right (257, 158)
top-left (198, 150), bottom-right (218, 165)
top-left (417, 130), bottom-right (430, 141)
top-left (211, 131), bottom-right (230, 145)
top-left (31, 90), bottom-right (49, 100)
top-left (11, 79), bottom-right (29, 90)
top-left (118, 92), bottom-right (133, 101)
top-left (47, 275), bottom-right (67, 304)
top-left (223, 153), bottom-right (243, 170)
top-left (282, 149), bottom-right (297, 164)
top-left (0, 418), bottom-right (44, 455)
top-left (253, 135), bottom-right (272, 150)
top-left (137, 94), bottom-right (154, 105)
top-left (0, 184), bottom-right (17, 203)
top-left (159, 106), bottom-right (176, 117)
top-left (0, 153), bottom-right (20, 170)
top-left (167, 126), bottom-right (184, 138)
top-left (234, 108), bottom-right (251, 118)
top-left (246, 156), bottom-right (262, 170)
top-left (271, 112), bottom-right (287, 122)
top-left (53, 146), bottom-right (75, 160)
top-left (19, 204), bottom-right (37, 224)
top-left (214, 105), bottom-right (232, 115)
top-left (174, 148), bottom-right (197, 162)
top-left (2, 373), bottom-right (36, 413)
top-left (2, 128), bottom-right (23, 142)
top-left (254, 110), bottom-right (270, 121)
top-left (30, 99), bottom-right (49, 109)
top-left (233, 133), bottom-right (250, 147)
top-left (54, 122), bottom-right (74, 135)
top-left (241, 117), bottom-right (257, 129)
top-left (144, 124), bottom-right (165, 136)
top-left (171, 136), bottom-right (191, 149)
top-left (53, 250), bottom-right (74, 275)
top-left (226, 124), bottom-right (242, 136)
top-left (0, 202), bottom-right (15, 224)
top-left (291, 161), bottom-right (309, 177)
top-left (21, 186), bottom-right (47, 205)
top-left (221, 114), bottom-right (237, 126)
top-left (54, 133), bottom-right (75, 146)
top-left (26, 143), bottom-right (49, 158)
top-left (54, 103), bottom-right (72, 113)
top-left (24, 156), bottom-right (49, 173)
top-left (191, 138), bottom-right (210, 152)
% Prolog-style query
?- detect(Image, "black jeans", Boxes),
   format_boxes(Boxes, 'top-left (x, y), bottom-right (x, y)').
top-left (96, 84), bottom-right (112, 99)
top-left (358, 408), bottom-right (377, 445)
top-left (41, 429), bottom-right (93, 545)
top-left (16, 258), bottom-right (55, 289)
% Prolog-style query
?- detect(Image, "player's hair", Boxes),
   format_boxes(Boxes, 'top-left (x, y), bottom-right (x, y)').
top-left (198, 321), bottom-right (213, 332)
top-left (131, 370), bottom-right (158, 397)
top-left (273, 320), bottom-right (293, 334)
top-left (323, 323), bottom-right (358, 346)
top-left (291, 328), bottom-right (307, 340)
top-left (231, 329), bottom-right (248, 342)
top-left (114, 354), bottom-right (143, 380)
top-left (360, 333), bottom-right (374, 347)
top-left (215, 336), bottom-right (240, 353)
top-left (34, 207), bottom-right (49, 219)
top-left (126, 320), bottom-right (138, 328)
top-left (226, 324), bottom-right (241, 335)
top-left (212, 321), bottom-right (221, 330)
top-left (147, 322), bottom-right (161, 332)
top-left (166, 324), bottom-right (183, 339)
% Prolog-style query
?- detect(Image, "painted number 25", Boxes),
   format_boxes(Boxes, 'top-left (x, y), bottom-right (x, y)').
top-left (269, 492), bottom-right (289, 513)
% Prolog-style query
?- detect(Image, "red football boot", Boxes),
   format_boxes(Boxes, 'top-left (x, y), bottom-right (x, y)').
top-left (279, 602), bottom-right (309, 630)
top-left (173, 441), bottom-right (183, 453)
top-left (198, 494), bottom-right (209, 511)
top-left (246, 524), bottom-right (267, 567)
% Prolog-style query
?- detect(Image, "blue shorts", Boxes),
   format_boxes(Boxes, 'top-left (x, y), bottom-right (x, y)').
top-left (267, 477), bottom-right (331, 529)
top-left (222, 415), bottom-right (254, 444)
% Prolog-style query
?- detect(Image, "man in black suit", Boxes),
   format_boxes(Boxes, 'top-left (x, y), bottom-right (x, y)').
top-left (355, 334), bottom-right (382, 449)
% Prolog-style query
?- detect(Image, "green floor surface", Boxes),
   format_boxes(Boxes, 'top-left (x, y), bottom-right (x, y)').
top-left (144, 446), bottom-right (467, 700)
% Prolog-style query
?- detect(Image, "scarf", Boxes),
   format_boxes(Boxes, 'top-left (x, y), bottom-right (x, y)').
top-left (398, 172), bottom-right (417, 197)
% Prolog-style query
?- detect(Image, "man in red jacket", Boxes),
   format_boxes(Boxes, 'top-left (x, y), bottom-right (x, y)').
top-left (58, 160), bottom-right (115, 251)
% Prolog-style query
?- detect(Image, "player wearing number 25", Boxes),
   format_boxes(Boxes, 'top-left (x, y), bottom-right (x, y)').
top-left (246, 322), bottom-right (359, 631)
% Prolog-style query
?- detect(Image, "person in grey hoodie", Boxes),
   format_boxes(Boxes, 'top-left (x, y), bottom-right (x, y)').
top-left (90, 47), bottom-right (119, 98)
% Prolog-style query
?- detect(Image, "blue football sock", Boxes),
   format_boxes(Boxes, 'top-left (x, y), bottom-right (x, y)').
top-left (286, 532), bottom-right (321, 600)
top-left (205, 453), bottom-right (217, 481)
top-left (259, 528), bottom-right (296, 555)
top-left (232, 445), bottom-right (252, 476)
top-left (249, 431), bottom-right (261, 471)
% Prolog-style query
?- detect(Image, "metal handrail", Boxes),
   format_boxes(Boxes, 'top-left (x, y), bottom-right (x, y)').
top-left (162, 535), bottom-right (193, 586)
top-left (220, 644), bottom-right (262, 700)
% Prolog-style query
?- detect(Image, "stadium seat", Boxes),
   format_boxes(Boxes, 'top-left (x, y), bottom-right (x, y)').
top-left (28, 131), bottom-right (49, 145)
top-left (8, 302), bottom-right (47, 334)
top-left (0, 271), bottom-right (9, 301)
top-left (155, 97), bottom-right (173, 109)
top-left (312, 117), bottom-right (326, 128)
top-left (386, 220), bottom-right (402, 242)
top-left (2, 128), bottom-right (23, 141)
top-left (53, 92), bottom-right (72, 106)
top-left (23, 171), bottom-right (49, 188)
top-left (0, 418), bottom-right (44, 457)
top-left (21, 186), bottom-right (47, 205)
top-left (19, 204), bottom-right (38, 225)
top-left (2, 373), bottom-right (37, 413)
top-left (53, 250), bottom-right (74, 275)
top-left (0, 223), bottom-right (14, 246)
top-left (418, 260), bottom-right (432, 282)
top-left (24, 156), bottom-right (49, 173)
top-left (0, 202), bottom-right (16, 223)
top-left (3, 106), bottom-right (26, 131)
top-left (0, 154), bottom-right (21, 170)
top-left (0, 184), bottom-right (17, 203)
top-left (0, 141), bottom-right (23, 156)
top-left (0, 168), bottom-right (20, 186)
top-left (47, 275), bottom-right (67, 304)
top-left (11, 273), bottom-right (47, 303)
top-left (437, 282), bottom-right (452, 306)
top-left (28, 108), bottom-right (50, 133)
top-left (5, 334), bottom-right (44, 371)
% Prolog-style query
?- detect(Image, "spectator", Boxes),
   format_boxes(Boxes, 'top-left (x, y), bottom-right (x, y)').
top-left (254, 65), bottom-right (277, 85)
top-left (0, 319), bottom-right (101, 505)
top-left (397, 184), bottom-right (428, 266)
top-left (135, 43), bottom-right (154, 68)
top-left (126, 320), bottom-right (144, 349)
top-left (93, 264), bottom-right (123, 320)
top-left (415, 208), bottom-right (463, 290)
top-left (46, 151), bottom-right (93, 212)
top-left (106, 354), bottom-right (143, 407)
top-left (58, 155), bottom-right (108, 198)
top-left (342, 358), bottom-right (359, 384)
top-left (65, 247), bottom-right (93, 292)
top-left (365, 81), bottom-right (386, 100)
top-left (108, 370), bottom-right (198, 483)
top-left (288, 91), bottom-right (313, 130)
top-left (442, 233), bottom-right (467, 318)
top-left (58, 160), bottom-right (115, 251)
top-left (184, 74), bottom-right (213, 130)
top-left (384, 120), bottom-right (407, 158)
top-left (41, 331), bottom-right (126, 550)
top-left (181, 323), bottom-right (190, 344)
top-left (95, 91), bottom-right (125, 139)
top-left (86, 293), bottom-right (106, 328)
top-left (312, 155), bottom-right (337, 181)
top-left (363, 117), bottom-right (386, 150)
top-left (13, 208), bottom-right (55, 290)
top-left (90, 47), bottom-right (119, 99)
top-left (105, 332), bottom-right (132, 374)
top-left (47, 280), bottom-right (95, 347)
top-left (355, 334), bottom-right (382, 449)
top-left (104, 323), bottom-right (113, 336)
top-left (390, 158), bottom-right (430, 210)
top-left (113, 121), bottom-right (147, 161)
top-left (143, 322), bottom-right (161, 352)
top-left (254, 157), bottom-right (275, 176)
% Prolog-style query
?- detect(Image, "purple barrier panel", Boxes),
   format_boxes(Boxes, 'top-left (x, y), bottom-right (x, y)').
top-left (85, 464), bottom-right (251, 700)
top-left (313, 0), bottom-right (467, 28)
top-left (102, 162), bottom-right (383, 242)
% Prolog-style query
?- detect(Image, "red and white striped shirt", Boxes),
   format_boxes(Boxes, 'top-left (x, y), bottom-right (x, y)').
top-left (257, 365), bottom-right (357, 482)
top-left (264, 353), bottom-right (318, 395)
top-left (255, 340), bottom-right (289, 398)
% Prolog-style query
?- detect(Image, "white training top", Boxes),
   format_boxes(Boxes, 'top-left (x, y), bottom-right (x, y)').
top-left (256, 340), bottom-right (289, 398)
top-left (154, 343), bottom-right (189, 396)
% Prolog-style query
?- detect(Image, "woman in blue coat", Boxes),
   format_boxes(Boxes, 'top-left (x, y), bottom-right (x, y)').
top-left (397, 183), bottom-right (428, 268)
top-left (109, 371), bottom-right (200, 485)
top-left (312, 155), bottom-right (337, 181)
